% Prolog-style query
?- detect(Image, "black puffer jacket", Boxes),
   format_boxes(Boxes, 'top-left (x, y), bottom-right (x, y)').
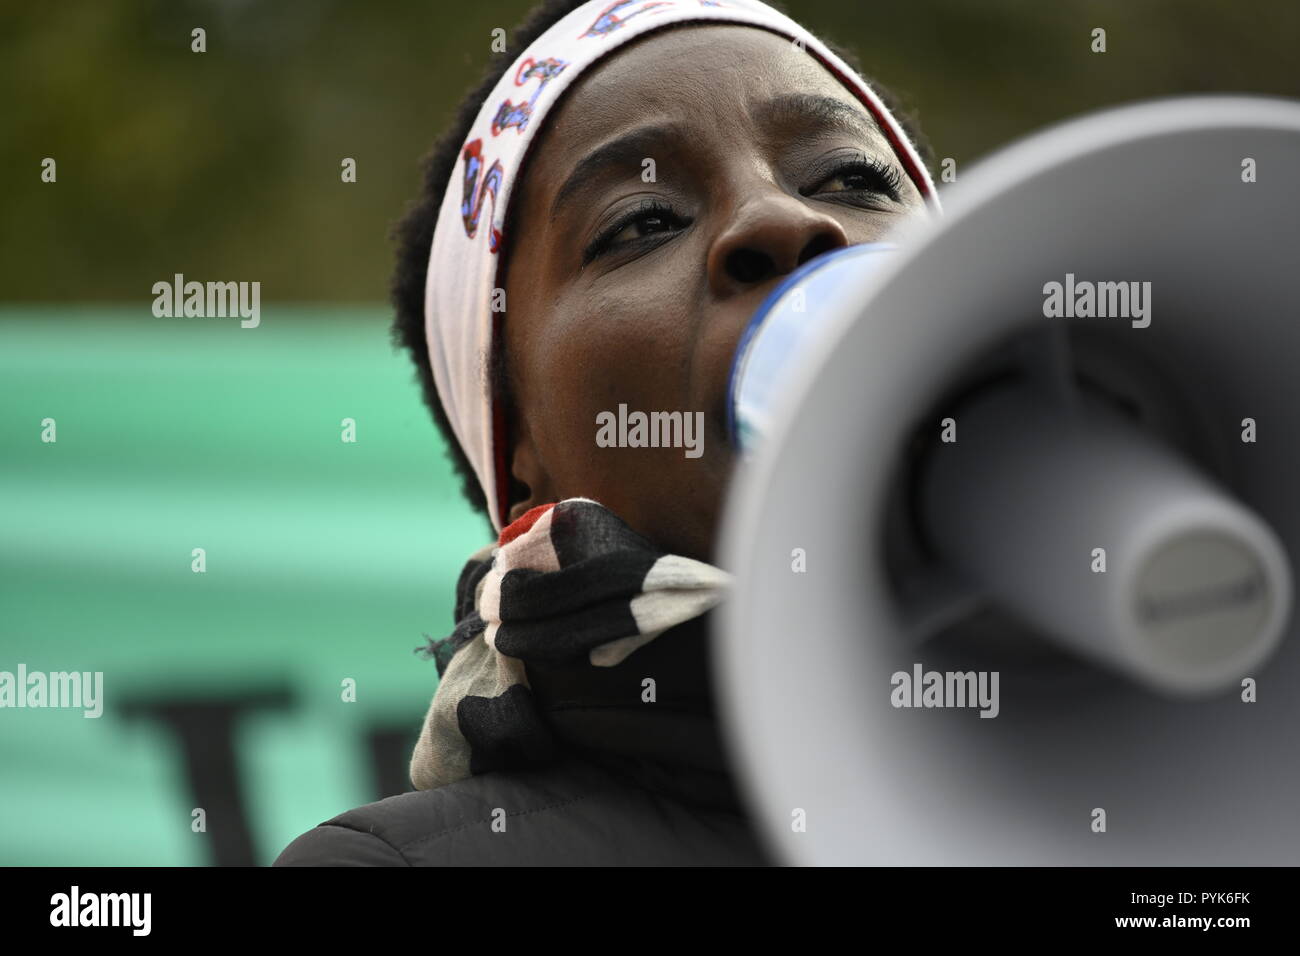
top-left (273, 613), bottom-right (774, 866)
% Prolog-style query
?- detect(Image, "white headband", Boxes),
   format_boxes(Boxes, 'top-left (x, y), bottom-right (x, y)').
top-left (424, 0), bottom-right (940, 532)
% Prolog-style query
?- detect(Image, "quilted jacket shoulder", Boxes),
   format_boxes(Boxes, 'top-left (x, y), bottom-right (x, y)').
top-left (273, 756), bottom-right (772, 866)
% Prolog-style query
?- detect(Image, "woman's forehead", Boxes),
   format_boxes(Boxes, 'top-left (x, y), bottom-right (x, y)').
top-left (533, 23), bottom-right (877, 163)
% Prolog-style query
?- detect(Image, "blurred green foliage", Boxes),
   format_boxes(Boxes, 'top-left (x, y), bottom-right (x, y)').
top-left (2, 0), bottom-right (1297, 302)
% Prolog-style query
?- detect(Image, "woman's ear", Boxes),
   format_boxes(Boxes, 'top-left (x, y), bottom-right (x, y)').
top-left (505, 418), bottom-right (555, 525)
top-left (495, 319), bottom-right (554, 525)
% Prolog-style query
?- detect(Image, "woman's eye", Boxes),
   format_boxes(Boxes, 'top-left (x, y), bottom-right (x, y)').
top-left (584, 200), bottom-right (685, 263)
top-left (608, 212), bottom-right (674, 245)
top-left (811, 156), bottom-right (904, 203)
top-left (821, 168), bottom-right (874, 193)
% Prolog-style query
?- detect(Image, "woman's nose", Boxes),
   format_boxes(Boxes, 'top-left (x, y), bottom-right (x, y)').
top-left (706, 189), bottom-right (851, 297)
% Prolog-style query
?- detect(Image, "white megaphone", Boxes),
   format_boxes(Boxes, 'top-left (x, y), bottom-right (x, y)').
top-left (717, 96), bottom-right (1300, 865)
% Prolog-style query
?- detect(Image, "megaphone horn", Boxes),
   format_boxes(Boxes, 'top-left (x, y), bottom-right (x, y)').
top-left (719, 96), bottom-right (1300, 865)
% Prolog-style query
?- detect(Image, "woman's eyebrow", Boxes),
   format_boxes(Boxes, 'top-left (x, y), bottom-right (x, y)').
top-left (750, 92), bottom-right (882, 144)
top-left (549, 121), bottom-right (689, 222)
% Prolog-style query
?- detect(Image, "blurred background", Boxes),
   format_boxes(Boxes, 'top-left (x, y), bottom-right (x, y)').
top-left (2, 0), bottom-right (1297, 865)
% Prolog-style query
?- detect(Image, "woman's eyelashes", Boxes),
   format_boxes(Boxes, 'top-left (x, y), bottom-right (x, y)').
top-left (582, 197), bottom-right (687, 265)
top-left (805, 152), bottom-right (905, 206)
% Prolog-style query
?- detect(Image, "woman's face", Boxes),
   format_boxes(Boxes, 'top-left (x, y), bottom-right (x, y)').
top-left (501, 24), bottom-right (925, 561)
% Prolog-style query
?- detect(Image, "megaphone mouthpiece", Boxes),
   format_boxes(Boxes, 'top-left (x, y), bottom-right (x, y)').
top-left (917, 378), bottom-right (1291, 696)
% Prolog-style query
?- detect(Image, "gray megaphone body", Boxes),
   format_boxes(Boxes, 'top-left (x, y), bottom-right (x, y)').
top-left (717, 96), bottom-right (1300, 865)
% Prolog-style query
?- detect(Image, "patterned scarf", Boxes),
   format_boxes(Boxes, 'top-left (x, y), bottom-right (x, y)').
top-left (409, 498), bottom-right (732, 793)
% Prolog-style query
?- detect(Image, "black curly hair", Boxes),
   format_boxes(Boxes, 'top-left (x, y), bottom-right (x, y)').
top-left (389, 0), bottom-right (935, 530)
